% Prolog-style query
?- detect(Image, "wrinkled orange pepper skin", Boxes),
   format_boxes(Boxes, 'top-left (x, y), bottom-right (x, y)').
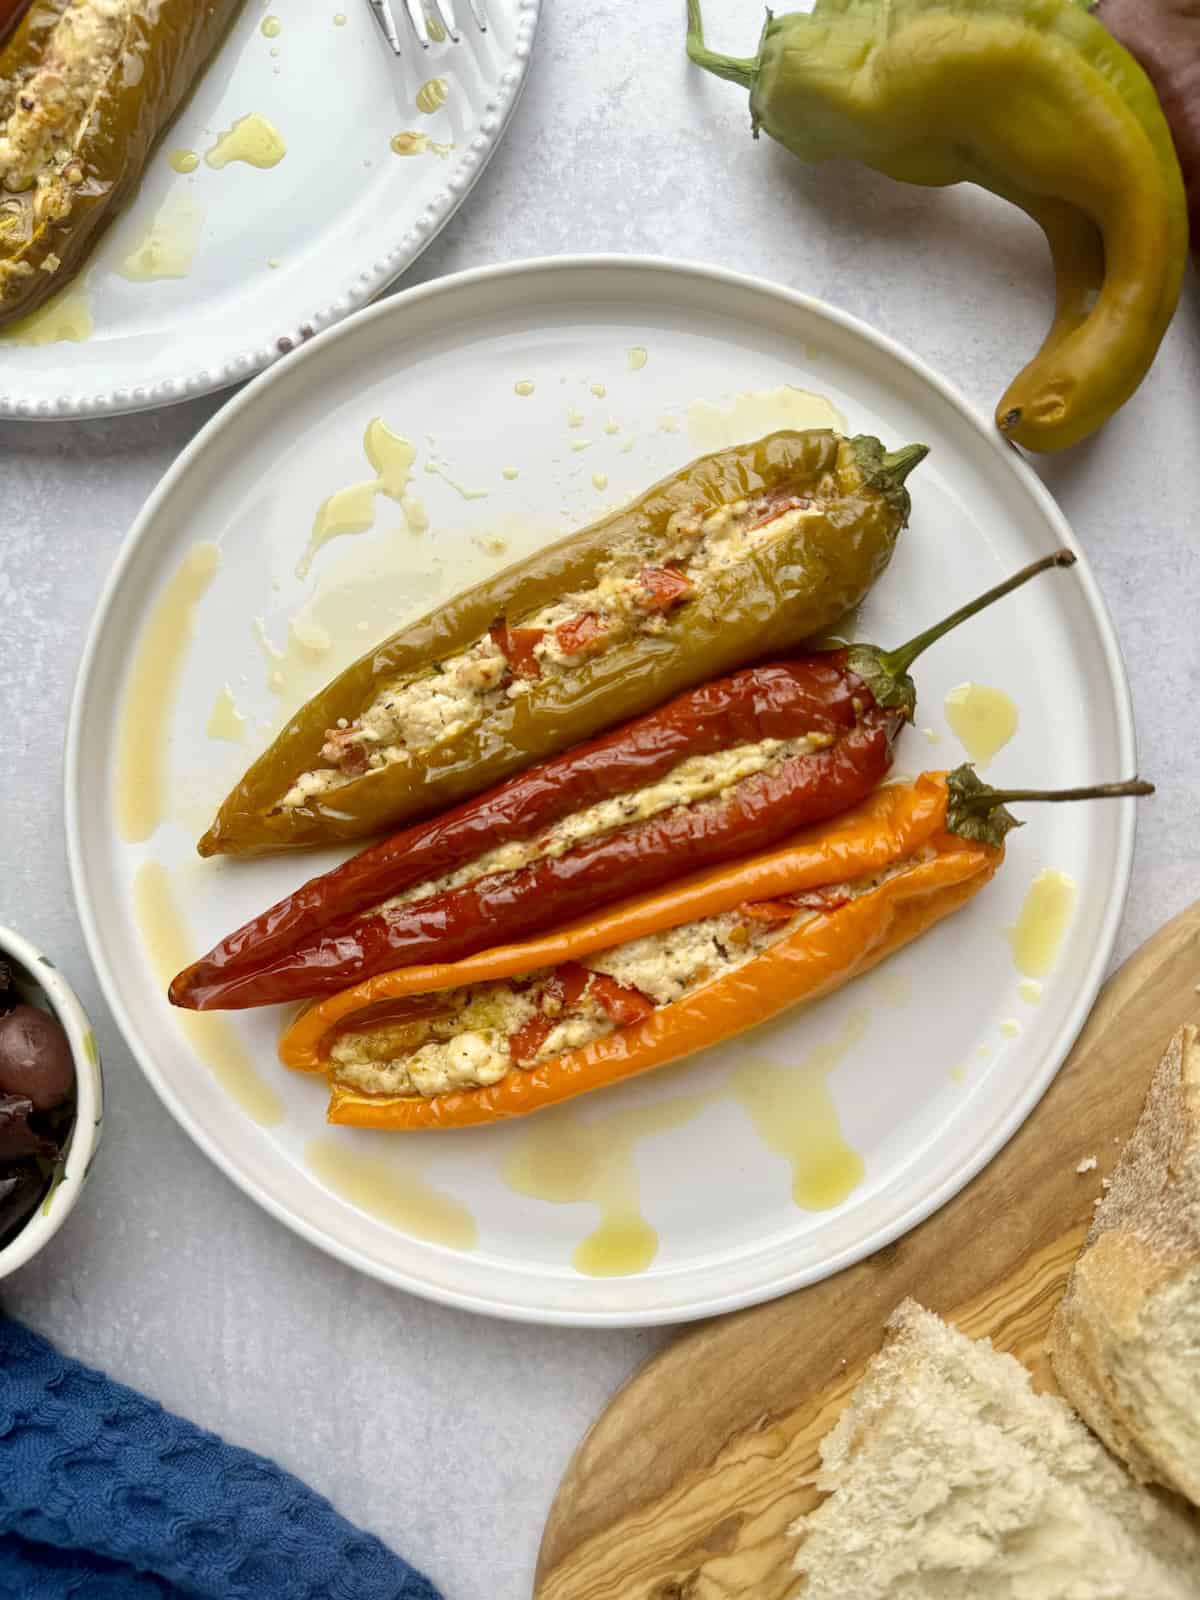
top-left (279, 774), bottom-right (1000, 1129)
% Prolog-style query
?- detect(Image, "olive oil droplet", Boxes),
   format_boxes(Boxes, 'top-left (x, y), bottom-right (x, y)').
top-left (943, 682), bottom-right (1018, 768)
top-left (1008, 869), bottom-right (1076, 978)
top-left (205, 113), bottom-right (287, 170)
top-left (416, 76), bottom-right (449, 115)
top-left (206, 684), bottom-right (246, 743)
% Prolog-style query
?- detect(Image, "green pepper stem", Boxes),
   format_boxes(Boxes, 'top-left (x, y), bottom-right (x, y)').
top-left (881, 444), bottom-right (929, 487)
top-left (882, 549), bottom-right (1076, 677)
top-left (963, 778), bottom-right (1154, 809)
top-left (686, 0), bottom-right (756, 88)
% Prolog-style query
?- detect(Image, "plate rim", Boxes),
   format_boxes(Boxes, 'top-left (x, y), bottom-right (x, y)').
top-left (0, 0), bottom-right (541, 423)
top-left (64, 253), bottom-right (1137, 1326)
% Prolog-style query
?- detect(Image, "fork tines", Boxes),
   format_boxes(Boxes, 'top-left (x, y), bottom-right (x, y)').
top-left (368, 0), bottom-right (487, 53)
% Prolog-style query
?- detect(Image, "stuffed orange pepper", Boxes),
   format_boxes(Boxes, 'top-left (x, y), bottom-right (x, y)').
top-left (279, 768), bottom-right (1149, 1129)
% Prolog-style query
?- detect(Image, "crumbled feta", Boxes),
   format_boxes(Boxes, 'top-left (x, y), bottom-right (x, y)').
top-left (0, 1), bottom-right (135, 194)
top-left (585, 908), bottom-right (796, 1005)
top-left (382, 731), bottom-right (825, 913)
top-left (331, 849), bottom-right (928, 1103)
top-left (281, 484), bottom-right (836, 810)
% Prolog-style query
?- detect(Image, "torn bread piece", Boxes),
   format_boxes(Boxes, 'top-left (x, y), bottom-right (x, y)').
top-left (791, 1299), bottom-right (1200, 1598)
top-left (1050, 1024), bottom-right (1200, 1506)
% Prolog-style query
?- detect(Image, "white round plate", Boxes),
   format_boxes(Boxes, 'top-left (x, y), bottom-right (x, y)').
top-left (67, 257), bottom-right (1135, 1326)
top-left (0, 0), bottom-right (539, 419)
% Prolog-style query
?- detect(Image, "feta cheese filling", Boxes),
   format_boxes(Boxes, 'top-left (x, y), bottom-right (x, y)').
top-left (379, 730), bottom-right (832, 915)
top-left (281, 482), bottom-right (835, 811)
top-left (328, 851), bottom-right (931, 1101)
top-left (1, 0), bottom-right (135, 196)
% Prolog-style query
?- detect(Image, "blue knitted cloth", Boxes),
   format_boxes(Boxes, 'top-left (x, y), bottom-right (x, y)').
top-left (0, 1317), bottom-right (442, 1600)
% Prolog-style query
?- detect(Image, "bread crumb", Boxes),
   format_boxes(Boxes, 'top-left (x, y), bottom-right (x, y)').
top-left (1076, 1156), bottom-right (1098, 1173)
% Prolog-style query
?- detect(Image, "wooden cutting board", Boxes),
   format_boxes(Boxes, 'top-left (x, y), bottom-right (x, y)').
top-left (535, 898), bottom-right (1200, 1600)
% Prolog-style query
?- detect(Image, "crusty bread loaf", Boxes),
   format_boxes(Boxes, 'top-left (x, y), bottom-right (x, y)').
top-left (1049, 1024), bottom-right (1200, 1505)
top-left (790, 1298), bottom-right (1200, 1598)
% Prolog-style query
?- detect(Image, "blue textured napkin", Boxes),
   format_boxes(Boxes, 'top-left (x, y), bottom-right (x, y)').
top-left (0, 1317), bottom-right (442, 1600)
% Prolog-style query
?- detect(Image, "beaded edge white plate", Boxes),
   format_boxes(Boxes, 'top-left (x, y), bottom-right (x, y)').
top-left (65, 257), bottom-right (1136, 1326)
top-left (0, 0), bottom-right (540, 419)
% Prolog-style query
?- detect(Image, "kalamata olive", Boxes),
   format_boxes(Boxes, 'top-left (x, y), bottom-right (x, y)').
top-left (0, 1003), bottom-right (74, 1109)
top-left (0, 1161), bottom-right (49, 1249)
top-left (0, 1093), bottom-right (50, 1162)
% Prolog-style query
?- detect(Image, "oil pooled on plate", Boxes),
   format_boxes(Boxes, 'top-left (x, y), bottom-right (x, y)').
top-left (206, 684), bottom-right (247, 743)
top-left (943, 682), bottom-right (1018, 767)
top-left (502, 1013), bottom-right (867, 1275)
top-left (0, 279), bottom-right (93, 346)
top-left (1008, 869), bottom-right (1076, 978)
top-left (133, 862), bottom-right (284, 1127)
top-left (415, 77), bottom-right (449, 114)
top-left (117, 542), bottom-right (220, 842)
top-left (730, 1013), bottom-right (868, 1210)
top-left (119, 193), bottom-right (204, 282)
top-left (391, 132), bottom-right (453, 158)
top-left (205, 113), bottom-right (287, 170)
top-left (686, 386), bottom-right (846, 453)
top-left (503, 1091), bottom-right (718, 1277)
top-left (298, 418), bottom-right (424, 578)
top-left (306, 1136), bottom-right (477, 1249)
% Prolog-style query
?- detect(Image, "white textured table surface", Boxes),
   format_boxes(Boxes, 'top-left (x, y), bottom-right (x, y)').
top-left (2, 4), bottom-right (1198, 1596)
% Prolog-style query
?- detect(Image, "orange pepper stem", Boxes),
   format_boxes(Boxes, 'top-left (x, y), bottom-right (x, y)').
top-left (966, 778), bottom-right (1155, 806)
top-left (945, 764), bottom-right (1153, 848)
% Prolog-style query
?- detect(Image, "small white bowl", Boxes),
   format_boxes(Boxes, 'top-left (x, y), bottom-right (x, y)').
top-left (0, 926), bottom-right (104, 1279)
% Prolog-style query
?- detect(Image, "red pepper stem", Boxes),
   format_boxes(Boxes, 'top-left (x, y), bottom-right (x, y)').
top-left (882, 549), bottom-right (1076, 677)
top-left (966, 779), bottom-right (1155, 808)
top-left (686, 0), bottom-right (756, 88)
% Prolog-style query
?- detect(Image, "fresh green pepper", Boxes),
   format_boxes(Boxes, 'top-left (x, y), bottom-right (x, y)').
top-left (0, 0), bottom-right (244, 329)
top-left (686, 0), bottom-right (1188, 452)
top-left (199, 429), bottom-right (927, 856)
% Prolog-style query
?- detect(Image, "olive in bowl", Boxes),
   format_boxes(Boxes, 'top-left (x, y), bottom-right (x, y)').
top-left (0, 927), bottom-right (103, 1277)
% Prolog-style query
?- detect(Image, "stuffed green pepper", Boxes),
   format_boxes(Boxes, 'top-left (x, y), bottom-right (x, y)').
top-left (199, 428), bottom-right (928, 856)
top-left (0, 0), bottom-right (243, 328)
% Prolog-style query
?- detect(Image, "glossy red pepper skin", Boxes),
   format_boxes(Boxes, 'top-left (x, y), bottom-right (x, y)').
top-left (173, 654), bottom-right (871, 1009)
top-left (171, 652), bottom-right (901, 1012)
top-left (0, 0), bottom-right (33, 46)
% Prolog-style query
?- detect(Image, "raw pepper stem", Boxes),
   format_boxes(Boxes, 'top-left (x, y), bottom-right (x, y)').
top-left (686, 0), bottom-right (756, 88)
top-left (883, 549), bottom-right (1077, 677)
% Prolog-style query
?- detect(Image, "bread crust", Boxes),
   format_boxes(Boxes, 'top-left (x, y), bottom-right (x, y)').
top-left (1049, 1025), bottom-right (1200, 1504)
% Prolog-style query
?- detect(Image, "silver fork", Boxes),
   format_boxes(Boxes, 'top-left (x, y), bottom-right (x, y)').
top-left (368, 0), bottom-right (487, 50)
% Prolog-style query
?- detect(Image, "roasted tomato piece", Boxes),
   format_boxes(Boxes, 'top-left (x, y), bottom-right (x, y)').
top-left (787, 888), bottom-right (851, 913)
top-left (586, 971), bottom-right (654, 1026)
top-left (637, 566), bottom-right (693, 612)
top-left (746, 494), bottom-right (810, 533)
top-left (740, 899), bottom-right (798, 924)
top-left (490, 619), bottom-right (545, 680)
top-left (554, 612), bottom-right (610, 657)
